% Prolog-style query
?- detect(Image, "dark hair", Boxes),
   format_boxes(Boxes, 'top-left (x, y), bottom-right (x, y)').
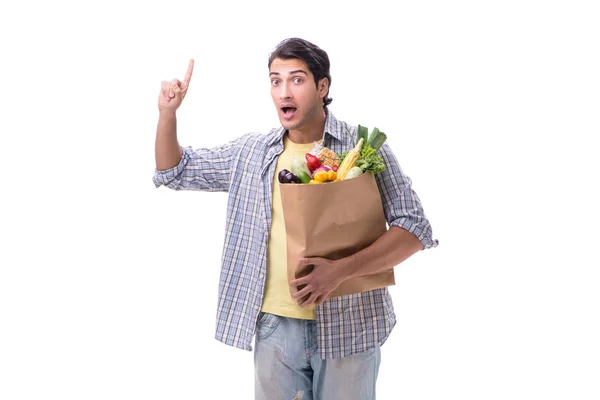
top-left (268, 37), bottom-right (333, 107)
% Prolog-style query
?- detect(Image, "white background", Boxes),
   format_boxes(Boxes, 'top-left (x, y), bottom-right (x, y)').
top-left (1, 0), bottom-right (599, 399)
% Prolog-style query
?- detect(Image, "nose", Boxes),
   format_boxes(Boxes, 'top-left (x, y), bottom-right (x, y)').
top-left (280, 82), bottom-right (292, 100)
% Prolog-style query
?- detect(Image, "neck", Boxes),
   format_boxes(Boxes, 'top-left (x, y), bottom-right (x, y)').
top-left (287, 109), bottom-right (327, 144)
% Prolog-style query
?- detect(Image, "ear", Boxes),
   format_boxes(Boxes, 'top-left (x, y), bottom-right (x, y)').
top-left (318, 77), bottom-right (329, 98)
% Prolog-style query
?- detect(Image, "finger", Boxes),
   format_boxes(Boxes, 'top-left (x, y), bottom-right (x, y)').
top-left (161, 81), bottom-right (171, 99)
top-left (315, 295), bottom-right (325, 305)
top-left (300, 292), bottom-right (319, 308)
top-left (171, 79), bottom-right (182, 98)
top-left (183, 59), bottom-right (194, 85)
top-left (290, 276), bottom-right (310, 287)
top-left (291, 285), bottom-right (311, 301)
top-left (165, 79), bottom-right (181, 99)
top-left (299, 257), bottom-right (323, 266)
top-left (172, 85), bottom-right (182, 98)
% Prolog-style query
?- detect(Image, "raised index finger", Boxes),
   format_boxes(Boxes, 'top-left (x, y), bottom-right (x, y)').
top-left (183, 59), bottom-right (194, 85)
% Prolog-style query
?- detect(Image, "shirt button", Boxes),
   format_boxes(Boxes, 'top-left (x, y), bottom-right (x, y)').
top-left (259, 273), bottom-right (264, 279)
top-left (253, 305), bottom-right (260, 311)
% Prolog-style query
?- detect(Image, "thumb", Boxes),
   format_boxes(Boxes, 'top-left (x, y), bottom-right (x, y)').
top-left (169, 79), bottom-right (181, 99)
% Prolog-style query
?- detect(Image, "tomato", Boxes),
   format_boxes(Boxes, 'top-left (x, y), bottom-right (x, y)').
top-left (305, 153), bottom-right (321, 172)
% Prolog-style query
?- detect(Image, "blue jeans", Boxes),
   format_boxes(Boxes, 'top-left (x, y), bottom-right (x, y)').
top-left (254, 312), bottom-right (381, 400)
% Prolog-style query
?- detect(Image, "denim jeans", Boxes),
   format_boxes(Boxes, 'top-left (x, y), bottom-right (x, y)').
top-left (254, 312), bottom-right (381, 400)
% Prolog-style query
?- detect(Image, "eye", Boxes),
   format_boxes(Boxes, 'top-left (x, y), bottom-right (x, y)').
top-left (293, 77), bottom-right (303, 84)
top-left (271, 79), bottom-right (280, 86)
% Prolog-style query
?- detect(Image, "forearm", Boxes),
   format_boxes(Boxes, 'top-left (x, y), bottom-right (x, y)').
top-left (155, 111), bottom-right (183, 171)
top-left (341, 226), bottom-right (423, 280)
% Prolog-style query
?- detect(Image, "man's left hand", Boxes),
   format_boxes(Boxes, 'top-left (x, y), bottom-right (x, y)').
top-left (290, 257), bottom-right (347, 307)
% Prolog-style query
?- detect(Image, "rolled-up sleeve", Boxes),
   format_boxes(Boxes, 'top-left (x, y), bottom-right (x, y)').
top-left (153, 135), bottom-right (248, 192)
top-left (376, 143), bottom-right (439, 249)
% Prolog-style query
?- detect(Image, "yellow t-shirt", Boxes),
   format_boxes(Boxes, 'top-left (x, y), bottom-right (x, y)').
top-left (261, 135), bottom-right (319, 320)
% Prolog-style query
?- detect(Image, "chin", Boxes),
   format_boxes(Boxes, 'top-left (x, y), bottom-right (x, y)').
top-left (279, 118), bottom-right (300, 131)
top-left (282, 121), bottom-right (298, 131)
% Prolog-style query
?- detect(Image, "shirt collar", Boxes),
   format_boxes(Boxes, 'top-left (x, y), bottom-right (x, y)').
top-left (268, 109), bottom-right (344, 146)
top-left (323, 109), bottom-right (344, 142)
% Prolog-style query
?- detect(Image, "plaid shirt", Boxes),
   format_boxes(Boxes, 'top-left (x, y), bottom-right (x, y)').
top-left (153, 111), bottom-right (438, 359)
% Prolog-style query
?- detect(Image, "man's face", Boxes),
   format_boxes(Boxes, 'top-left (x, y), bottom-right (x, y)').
top-left (269, 58), bottom-right (327, 131)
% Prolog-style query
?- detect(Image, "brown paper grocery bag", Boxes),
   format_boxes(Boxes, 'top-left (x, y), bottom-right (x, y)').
top-left (279, 172), bottom-right (395, 299)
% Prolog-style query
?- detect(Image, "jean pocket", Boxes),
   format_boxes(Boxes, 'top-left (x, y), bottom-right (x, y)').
top-left (256, 312), bottom-right (282, 341)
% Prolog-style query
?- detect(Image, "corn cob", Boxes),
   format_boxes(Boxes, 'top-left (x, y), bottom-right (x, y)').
top-left (337, 138), bottom-right (364, 180)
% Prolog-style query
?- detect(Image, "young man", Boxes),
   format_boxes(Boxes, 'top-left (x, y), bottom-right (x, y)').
top-left (153, 37), bottom-right (438, 399)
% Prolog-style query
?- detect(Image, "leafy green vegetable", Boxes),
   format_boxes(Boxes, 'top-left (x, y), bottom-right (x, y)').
top-left (355, 142), bottom-right (385, 174)
top-left (340, 123), bottom-right (386, 174)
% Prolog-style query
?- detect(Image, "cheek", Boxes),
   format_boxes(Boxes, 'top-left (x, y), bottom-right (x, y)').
top-left (270, 87), bottom-right (279, 102)
top-left (295, 90), bottom-right (310, 106)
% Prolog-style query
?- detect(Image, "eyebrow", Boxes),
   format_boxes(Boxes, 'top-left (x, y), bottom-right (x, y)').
top-left (269, 69), bottom-right (308, 76)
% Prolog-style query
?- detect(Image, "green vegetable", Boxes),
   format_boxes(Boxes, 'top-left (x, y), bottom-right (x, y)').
top-left (367, 127), bottom-right (387, 152)
top-left (296, 170), bottom-right (311, 184)
top-left (357, 125), bottom-right (369, 144)
top-left (356, 142), bottom-right (385, 174)
top-left (340, 123), bottom-right (386, 175)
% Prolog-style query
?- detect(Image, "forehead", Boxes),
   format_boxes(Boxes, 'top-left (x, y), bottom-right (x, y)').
top-left (269, 57), bottom-right (312, 75)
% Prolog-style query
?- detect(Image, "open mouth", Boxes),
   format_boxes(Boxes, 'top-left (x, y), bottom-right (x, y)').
top-left (281, 106), bottom-right (297, 119)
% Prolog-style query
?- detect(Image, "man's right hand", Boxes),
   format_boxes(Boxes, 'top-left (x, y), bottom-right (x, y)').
top-left (158, 59), bottom-right (195, 113)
